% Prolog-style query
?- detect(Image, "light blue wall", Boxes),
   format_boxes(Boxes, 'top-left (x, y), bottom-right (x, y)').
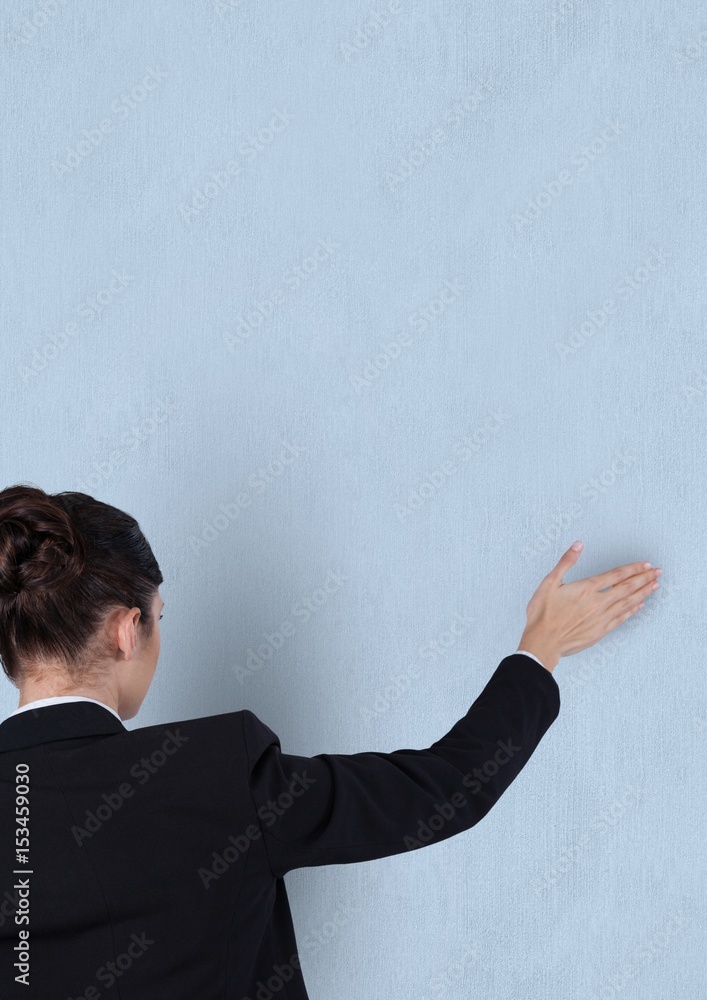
top-left (1, 1), bottom-right (704, 995)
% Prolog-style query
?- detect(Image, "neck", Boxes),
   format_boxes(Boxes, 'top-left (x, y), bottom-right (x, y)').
top-left (17, 681), bottom-right (119, 714)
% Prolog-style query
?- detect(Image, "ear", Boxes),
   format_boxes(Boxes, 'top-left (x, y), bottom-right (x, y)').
top-left (130, 608), bottom-right (142, 652)
top-left (117, 607), bottom-right (142, 660)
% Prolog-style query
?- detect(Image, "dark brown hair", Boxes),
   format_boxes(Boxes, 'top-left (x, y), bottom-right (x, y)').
top-left (0, 484), bottom-right (163, 685)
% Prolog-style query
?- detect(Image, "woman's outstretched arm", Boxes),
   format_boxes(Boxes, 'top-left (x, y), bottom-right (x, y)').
top-left (242, 542), bottom-right (661, 878)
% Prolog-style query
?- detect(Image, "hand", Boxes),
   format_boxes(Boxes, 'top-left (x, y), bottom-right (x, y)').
top-left (517, 541), bottom-right (662, 672)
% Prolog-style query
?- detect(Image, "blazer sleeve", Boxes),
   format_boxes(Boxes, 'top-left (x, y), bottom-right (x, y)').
top-left (242, 652), bottom-right (560, 878)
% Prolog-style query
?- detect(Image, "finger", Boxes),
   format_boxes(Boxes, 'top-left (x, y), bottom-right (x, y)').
top-left (603, 568), bottom-right (660, 608)
top-left (602, 569), bottom-right (660, 610)
top-left (584, 560), bottom-right (654, 592)
top-left (603, 598), bottom-right (645, 634)
top-left (546, 541), bottom-right (583, 584)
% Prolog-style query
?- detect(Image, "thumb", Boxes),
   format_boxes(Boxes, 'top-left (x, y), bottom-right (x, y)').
top-left (547, 540), bottom-right (583, 584)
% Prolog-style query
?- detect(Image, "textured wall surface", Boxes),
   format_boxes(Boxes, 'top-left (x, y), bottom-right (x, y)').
top-left (1, 1), bottom-right (705, 996)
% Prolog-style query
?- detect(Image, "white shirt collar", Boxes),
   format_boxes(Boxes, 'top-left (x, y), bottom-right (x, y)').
top-left (6, 695), bottom-right (123, 724)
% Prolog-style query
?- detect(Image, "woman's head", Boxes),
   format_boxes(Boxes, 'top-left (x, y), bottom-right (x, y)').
top-left (0, 484), bottom-right (164, 718)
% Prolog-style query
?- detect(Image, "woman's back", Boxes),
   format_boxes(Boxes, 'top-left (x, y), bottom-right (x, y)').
top-left (0, 702), bottom-right (285, 1000)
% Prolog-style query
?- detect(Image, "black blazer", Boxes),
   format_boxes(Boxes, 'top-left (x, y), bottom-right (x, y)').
top-left (0, 653), bottom-right (559, 999)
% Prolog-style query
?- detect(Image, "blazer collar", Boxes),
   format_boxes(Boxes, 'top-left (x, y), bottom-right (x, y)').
top-left (0, 701), bottom-right (127, 753)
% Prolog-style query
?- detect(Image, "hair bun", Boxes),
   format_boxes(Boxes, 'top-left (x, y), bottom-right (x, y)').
top-left (0, 485), bottom-right (85, 598)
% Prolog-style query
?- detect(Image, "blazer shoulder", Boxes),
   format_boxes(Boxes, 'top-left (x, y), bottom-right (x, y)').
top-left (240, 707), bottom-right (280, 752)
top-left (126, 708), bottom-right (250, 742)
top-left (125, 709), bottom-right (282, 767)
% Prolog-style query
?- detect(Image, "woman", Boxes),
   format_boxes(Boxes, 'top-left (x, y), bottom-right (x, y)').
top-left (0, 484), bottom-right (660, 999)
